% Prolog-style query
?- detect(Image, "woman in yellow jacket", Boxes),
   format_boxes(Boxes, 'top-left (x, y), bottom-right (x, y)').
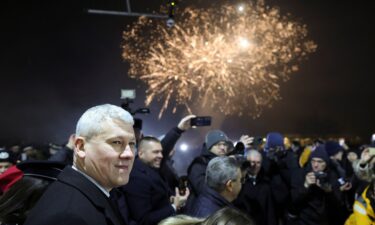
top-left (346, 185), bottom-right (375, 225)
top-left (346, 146), bottom-right (375, 225)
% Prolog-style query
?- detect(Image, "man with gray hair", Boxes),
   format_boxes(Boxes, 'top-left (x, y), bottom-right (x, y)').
top-left (25, 104), bottom-right (136, 225)
top-left (187, 156), bottom-right (243, 217)
top-left (234, 150), bottom-right (277, 225)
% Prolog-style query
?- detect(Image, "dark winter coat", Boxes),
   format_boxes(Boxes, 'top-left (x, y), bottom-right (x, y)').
top-left (118, 159), bottom-right (175, 225)
top-left (290, 164), bottom-right (343, 225)
top-left (234, 170), bottom-right (277, 225)
top-left (24, 166), bottom-right (125, 225)
top-left (187, 186), bottom-right (234, 218)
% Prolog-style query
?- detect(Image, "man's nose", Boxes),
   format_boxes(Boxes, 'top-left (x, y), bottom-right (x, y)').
top-left (120, 145), bottom-right (134, 158)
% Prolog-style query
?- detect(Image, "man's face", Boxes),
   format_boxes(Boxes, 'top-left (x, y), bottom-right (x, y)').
top-left (76, 119), bottom-right (136, 191)
top-left (210, 141), bottom-right (229, 156)
top-left (139, 141), bottom-right (163, 169)
top-left (331, 151), bottom-right (343, 161)
top-left (311, 157), bottom-right (327, 172)
top-left (247, 154), bottom-right (262, 175)
top-left (0, 162), bottom-right (12, 174)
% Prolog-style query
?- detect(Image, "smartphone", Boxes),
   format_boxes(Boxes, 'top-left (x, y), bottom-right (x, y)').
top-left (190, 116), bottom-right (212, 127)
top-left (178, 176), bottom-right (188, 195)
top-left (369, 147), bottom-right (375, 156)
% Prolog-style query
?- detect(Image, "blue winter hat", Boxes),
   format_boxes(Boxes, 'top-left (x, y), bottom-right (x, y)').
top-left (310, 145), bottom-right (329, 163)
top-left (264, 132), bottom-right (284, 152)
top-left (325, 141), bottom-right (344, 157)
top-left (205, 130), bottom-right (229, 150)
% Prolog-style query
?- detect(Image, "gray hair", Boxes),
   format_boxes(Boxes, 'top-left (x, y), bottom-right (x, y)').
top-left (246, 150), bottom-right (262, 161)
top-left (75, 104), bottom-right (134, 140)
top-left (205, 156), bottom-right (240, 192)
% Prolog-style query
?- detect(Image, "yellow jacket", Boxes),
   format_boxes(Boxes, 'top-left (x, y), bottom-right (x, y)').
top-left (346, 186), bottom-right (375, 225)
top-left (299, 146), bottom-right (312, 168)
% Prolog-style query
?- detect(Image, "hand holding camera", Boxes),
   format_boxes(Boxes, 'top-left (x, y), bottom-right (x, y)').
top-left (305, 171), bottom-right (330, 191)
top-left (304, 172), bottom-right (316, 188)
top-left (314, 171), bottom-right (332, 192)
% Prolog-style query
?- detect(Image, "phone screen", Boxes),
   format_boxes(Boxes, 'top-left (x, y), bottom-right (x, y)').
top-left (190, 116), bottom-right (212, 127)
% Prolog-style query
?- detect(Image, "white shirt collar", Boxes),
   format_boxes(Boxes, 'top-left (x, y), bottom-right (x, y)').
top-left (72, 165), bottom-right (110, 198)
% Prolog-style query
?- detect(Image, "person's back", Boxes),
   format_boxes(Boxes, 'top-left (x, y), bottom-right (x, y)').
top-left (189, 186), bottom-right (232, 218)
top-left (187, 156), bottom-right (242, 218)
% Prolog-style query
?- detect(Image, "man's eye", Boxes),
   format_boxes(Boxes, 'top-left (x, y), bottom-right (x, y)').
top-left (129, 142), bottom-right (136, 147)
top-left (113, 141), bottom-right (122, 145)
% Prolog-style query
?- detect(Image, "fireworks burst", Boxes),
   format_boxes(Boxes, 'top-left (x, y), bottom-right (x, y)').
top-left (122, 1), bottom-right (317, 118)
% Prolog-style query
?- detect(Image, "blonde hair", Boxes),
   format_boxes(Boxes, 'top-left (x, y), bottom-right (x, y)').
top-left (158, 208), bottom-right (254, 225)
top-left (159, 215), bottom-right (203, 225)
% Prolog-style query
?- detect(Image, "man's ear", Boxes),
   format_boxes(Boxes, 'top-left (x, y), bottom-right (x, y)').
top-left (138, 149), bottom-right (143, 158)
top-left (74, 137), bottom-right (86, 159)
top-left (226, 180), bottom-right (234, 193)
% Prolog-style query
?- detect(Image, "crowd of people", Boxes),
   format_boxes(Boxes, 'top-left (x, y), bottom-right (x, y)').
top-left (0, 103), bottom-right (375, 225)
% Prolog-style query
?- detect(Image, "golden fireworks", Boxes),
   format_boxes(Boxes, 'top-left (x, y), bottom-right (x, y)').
top-left (122, 1), bottom-right (317, 118)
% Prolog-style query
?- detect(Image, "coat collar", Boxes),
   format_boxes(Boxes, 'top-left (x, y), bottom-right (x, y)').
top-left (203, 186), bottom-right (233, 208)
top-left (58, 166), bottom-right (126, 225)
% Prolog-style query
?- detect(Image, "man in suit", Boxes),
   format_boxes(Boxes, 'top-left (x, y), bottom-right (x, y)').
top-left (119, 136), bottom-right (189, 225)
top-left (25, 104), bottom-right (136, 225)
top-left (234, 150), bottom-right (277, 225)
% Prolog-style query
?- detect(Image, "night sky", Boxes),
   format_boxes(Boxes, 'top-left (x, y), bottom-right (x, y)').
top-left (1, 0), bottom-right (375, 148)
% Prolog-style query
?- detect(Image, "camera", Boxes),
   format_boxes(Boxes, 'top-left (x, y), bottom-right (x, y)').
top-left (314, 171), bottom-right (328, 183)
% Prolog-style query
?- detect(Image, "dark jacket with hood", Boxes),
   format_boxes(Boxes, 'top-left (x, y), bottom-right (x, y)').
top-left (184, 145), bottom-right (217, 213)
top-left (187, 145), bottom-right (217, 197)
top-left (290, 147), bottom-right (343, 225)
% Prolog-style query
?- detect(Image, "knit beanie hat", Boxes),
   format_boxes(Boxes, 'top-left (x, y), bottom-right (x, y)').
top-left (325, 141), bottom-right (344, 157)
top-left (310, 145), bottom-right (329, 163)
top-left (205, 130), bottom-right (229, 150)
top-left (264, 132), bottom-right (284, 151)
